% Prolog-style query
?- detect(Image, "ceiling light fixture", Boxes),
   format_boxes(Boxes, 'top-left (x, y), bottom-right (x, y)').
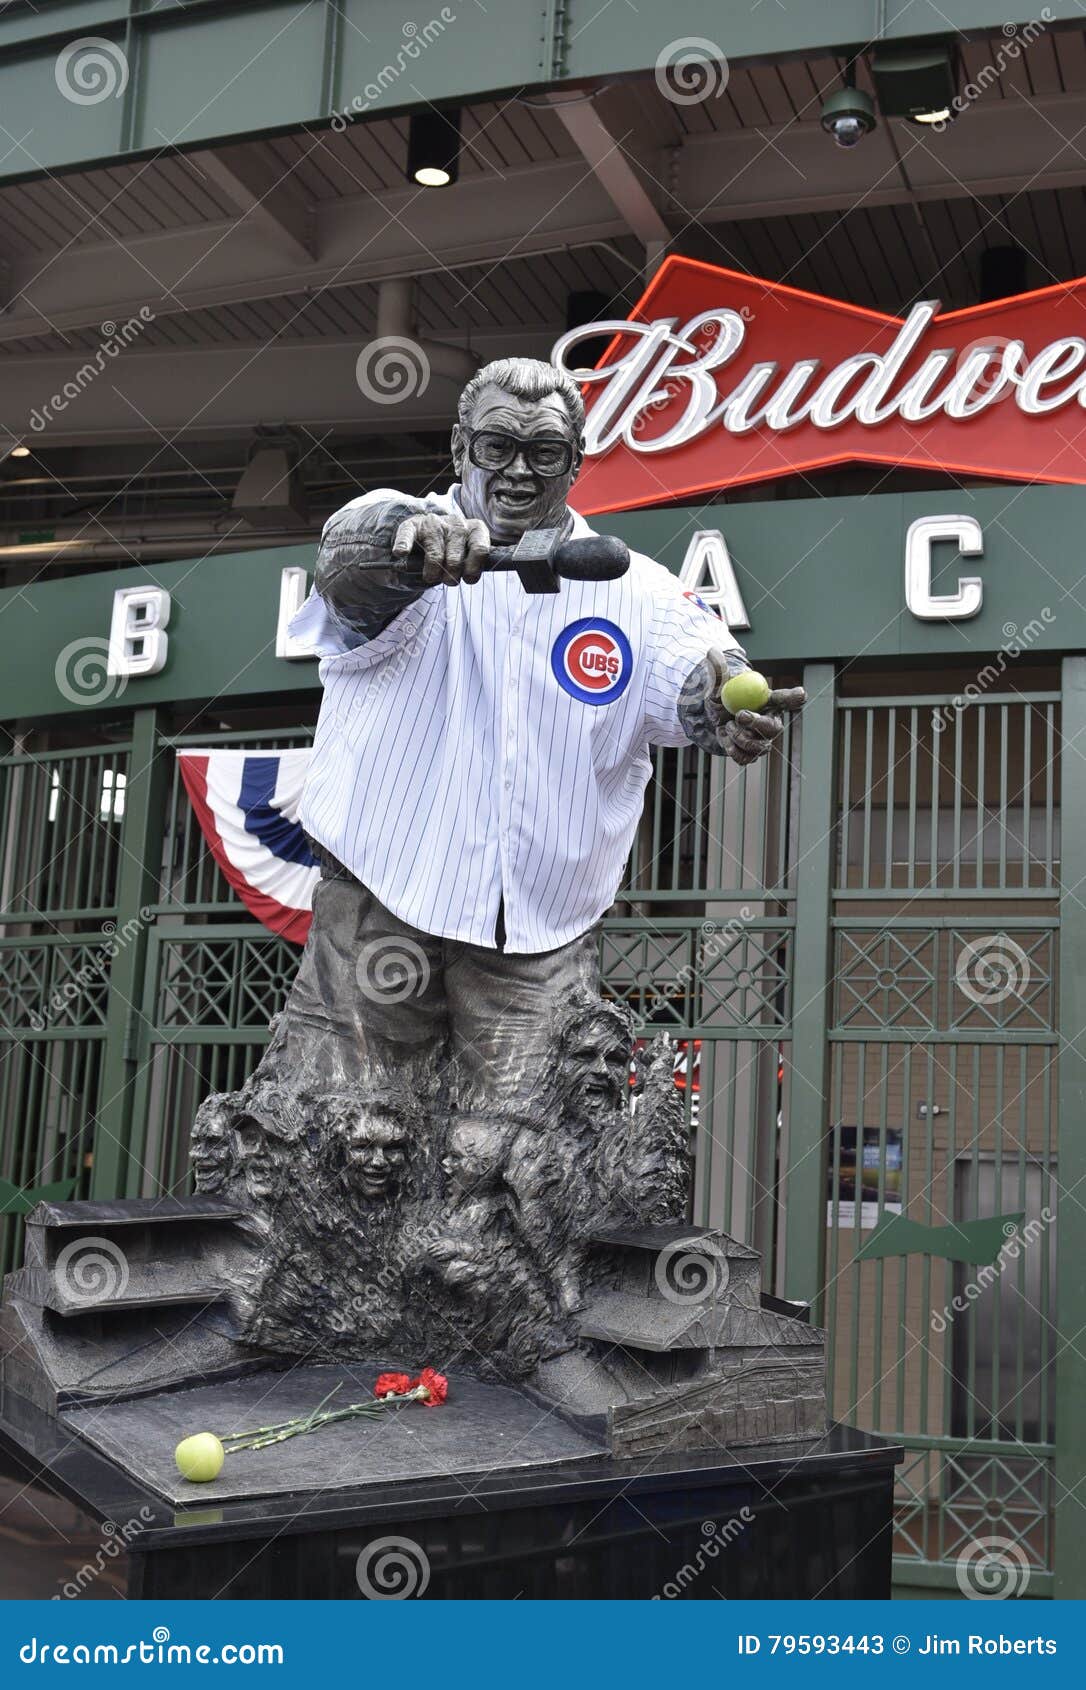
top-left (871, 43), bottom-right (959, 126)
top-left (407, 108), bottom-right (462, 187)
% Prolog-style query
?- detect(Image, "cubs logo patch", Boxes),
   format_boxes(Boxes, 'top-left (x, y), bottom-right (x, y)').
top-left (551, 618), bottom-right (633, 706)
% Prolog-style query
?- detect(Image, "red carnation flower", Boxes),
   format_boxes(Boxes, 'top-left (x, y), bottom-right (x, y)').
top-left (374, 1371), bottom-right (412, 1399)
top-left (412, 1367), bottom-right (448, 1407)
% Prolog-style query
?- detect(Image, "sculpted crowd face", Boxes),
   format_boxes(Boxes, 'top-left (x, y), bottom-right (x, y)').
top-left (233, 1117), bottom-right (283, 1203)
top-left (451, 384), bottom-right (584, 544)
top-left (442, 1119), bottom-right (507, 1201)
top-left (191, 1124), bottom-right (229, 1191)
top-left (345, 1108), bottom-right (409, 1201)
top-left (568, 1018), bottom-right (630, 1111)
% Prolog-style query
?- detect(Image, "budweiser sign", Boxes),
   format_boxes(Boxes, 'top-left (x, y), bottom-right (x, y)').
top-left (553, 256), bottom-right (1086, 514)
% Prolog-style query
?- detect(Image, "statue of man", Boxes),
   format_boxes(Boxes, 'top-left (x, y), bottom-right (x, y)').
top-left (272, 356), bottom-right (804, 1101)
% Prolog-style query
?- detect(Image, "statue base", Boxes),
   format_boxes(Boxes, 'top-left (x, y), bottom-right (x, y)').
top-left (59, 1361), bottom-right (607, 1505)
top-left (0, 1382), bottom-right (901, 1600)
top-left (0, 1197), bottom-right (831, 1459)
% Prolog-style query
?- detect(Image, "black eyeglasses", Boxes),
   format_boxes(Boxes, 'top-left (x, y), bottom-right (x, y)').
top-left (464, 428), bottom-right (575, 478)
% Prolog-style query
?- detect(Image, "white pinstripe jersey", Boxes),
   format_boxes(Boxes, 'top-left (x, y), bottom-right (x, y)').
top-left (290, 487), bottom-right (742, 954)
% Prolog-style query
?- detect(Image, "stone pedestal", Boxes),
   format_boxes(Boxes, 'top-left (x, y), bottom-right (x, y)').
top-left (0, 1382), bottom-right (901, 1600)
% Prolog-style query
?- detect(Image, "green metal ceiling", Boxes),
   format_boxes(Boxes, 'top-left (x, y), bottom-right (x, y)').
top-left (0, 0), bottom-right (1077, 185)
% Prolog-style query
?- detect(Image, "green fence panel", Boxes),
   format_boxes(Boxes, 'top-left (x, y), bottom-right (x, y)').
top-left (825, 687), bottom-right (1060, 1599)
top-left (0, 738), bottom-right (130, 1271)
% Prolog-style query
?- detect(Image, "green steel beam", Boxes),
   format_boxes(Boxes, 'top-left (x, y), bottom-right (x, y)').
top-left (0, 541), bottom-right (320, 726)
top-left (781, 661), bottom-right (837, 1312)
top-left (0, 2), bottom-right (1078, 184)
top-left (1054, 654), bottom-right (1086, 1599)
top-left (90, 705), bottom-right (168, 1198)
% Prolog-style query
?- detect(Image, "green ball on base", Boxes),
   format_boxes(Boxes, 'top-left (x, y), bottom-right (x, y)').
top-left (721, 670), bottom-right (771, 715)
top-left (174, 1432), bottom-right (225, 1483)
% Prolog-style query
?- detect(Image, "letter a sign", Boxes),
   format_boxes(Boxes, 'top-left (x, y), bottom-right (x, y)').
top-left (554, 256), bottom-right (1086, 512)
top-left (678, 531), bottom-right (750, 630)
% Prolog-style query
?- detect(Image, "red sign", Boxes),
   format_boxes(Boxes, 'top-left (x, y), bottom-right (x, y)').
top-left (556, 256), bottom-right (1086, 514)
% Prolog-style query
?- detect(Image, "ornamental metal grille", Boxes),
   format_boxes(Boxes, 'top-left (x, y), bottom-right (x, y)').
top-left (0, 742), bottom-right (129, 1270)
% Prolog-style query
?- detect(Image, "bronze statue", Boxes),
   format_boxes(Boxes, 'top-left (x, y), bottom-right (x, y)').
top-left (185, 357), bottom-right (818, 1434)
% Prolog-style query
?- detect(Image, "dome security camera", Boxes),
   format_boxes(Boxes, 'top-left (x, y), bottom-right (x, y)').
top-left (820, 86), bottom-right (877, 148)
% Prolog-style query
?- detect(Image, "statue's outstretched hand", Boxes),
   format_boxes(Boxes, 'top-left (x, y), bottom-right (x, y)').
top-left (392, 511), bottom-right (491, 586)
top-left (701, 649), bottom-right (806, 767)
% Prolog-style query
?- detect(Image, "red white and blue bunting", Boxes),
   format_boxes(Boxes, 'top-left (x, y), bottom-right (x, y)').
top-left (177, 749), bottom-right (318, 944)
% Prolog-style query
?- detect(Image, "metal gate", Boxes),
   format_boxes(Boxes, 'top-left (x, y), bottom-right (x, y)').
top-left (0, 664), bottom-right (1077, 1596)
top-left (127, 725), bottom-right (315, 1198)
top-left (823, 684), bottom-right (1060, 1598)
top-left (0, 740), bottom-right (129, 1273)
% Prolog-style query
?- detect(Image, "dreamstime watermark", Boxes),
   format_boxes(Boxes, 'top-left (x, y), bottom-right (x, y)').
top-left (55, 38), bottom-right (129, 106)
top-left (699, 909), bottom-right (754, 965)
top-left (653, 1511), bottom-right (754, 1597)
top-left (629, 326), bottom-right (754, 436)
top-left (355, 336), bottom-right (432, 405)
top-left (672, 907), bottom-right (761, 1008)
top-left (955, 934), bottom-right (1031, 1006)
top-left (952, 334), bottom-right (1026, 408)
top-left (53, 1509), bottom-right (155, 1599)
top-left (930, 1209), bottom-right (1054, 1333)
top-left (331, 12), bottom-right (457, 129)
top-left (19, 1631), bottom-right (283, 1665)
top-left (955, 1533), bottom-right (1032, 1598)
top-left (54, 638), bottom-right (127, 708)
top-left (351, 1214), bottom-right (445, 1311)
top-left (29, 311), bottom-right (156, 435)
top-left (53, 1237), bottom-right (130, 1307)
top-left (28, 908), bottom-right (155, 1031)
top-left (332, 617), bottom-right (420, 724)
top-left (655, 38), bottom-right (730, 105)
top-left (355, 1535), bottom-right (431, 1598)
top-left (931, 610), bottom-right (1054, 732)
top-left (355, 935), bottom-right (432, 1003)
top-left (654, 1235), bottom-right (731, 1304)
top-left (930, 14), bottom-right (1053, 133)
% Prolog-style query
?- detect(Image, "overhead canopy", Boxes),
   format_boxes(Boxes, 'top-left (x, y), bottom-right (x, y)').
top-left (4, 11), bottom-right (1086, 563)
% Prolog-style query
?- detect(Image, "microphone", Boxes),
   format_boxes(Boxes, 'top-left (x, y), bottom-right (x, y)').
top-left (488, 532), bottom-right (630, 588)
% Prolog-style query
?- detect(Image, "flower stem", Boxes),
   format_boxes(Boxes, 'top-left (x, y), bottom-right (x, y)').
top-left (215, 1385), bottom-right (430, 1455)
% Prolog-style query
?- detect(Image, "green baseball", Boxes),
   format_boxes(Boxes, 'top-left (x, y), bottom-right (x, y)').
top-left (175, 1432), bottom-right (225, 1482)
top-left (721, 670), bottom-right (771, 714)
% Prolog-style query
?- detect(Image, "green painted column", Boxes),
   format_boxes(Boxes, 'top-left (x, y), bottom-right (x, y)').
top-left (782, 662), bottom-right (837, 1314)
top-left (91, 707), bottom-right (168, 1199)
top-left (1054, 655), bottom-right (1086, 1598)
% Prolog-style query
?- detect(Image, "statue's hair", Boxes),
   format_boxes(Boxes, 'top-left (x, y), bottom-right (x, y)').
top-left (458, 357), bottom-right (584, 438)
top-left (310, 1086), bottom-right (410, 1128)
top-left (556, 989), bottom-right (634, 1054)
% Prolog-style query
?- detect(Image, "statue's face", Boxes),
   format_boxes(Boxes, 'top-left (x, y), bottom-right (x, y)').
top-left (191, 1118), bottom-right (229, 1190)
top-left (442, 1121), bottom-right (505, 1199)
top-left (568, 1020), bottom-right (630, 1110)
top-left (233, 1117), bottom-right (283, 1203)
top-left (451, 384), bottom-right (583, 543)
top-left (345, 1110), bottom-right (408, 1200)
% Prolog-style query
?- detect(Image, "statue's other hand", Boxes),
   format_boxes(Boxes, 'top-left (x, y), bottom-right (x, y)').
top-left (700, 649), bottom-right (805, 767)
top-left (719, 685), bottom-right (807, 766)
top-left (392, 512), bottom-right (491, 587)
